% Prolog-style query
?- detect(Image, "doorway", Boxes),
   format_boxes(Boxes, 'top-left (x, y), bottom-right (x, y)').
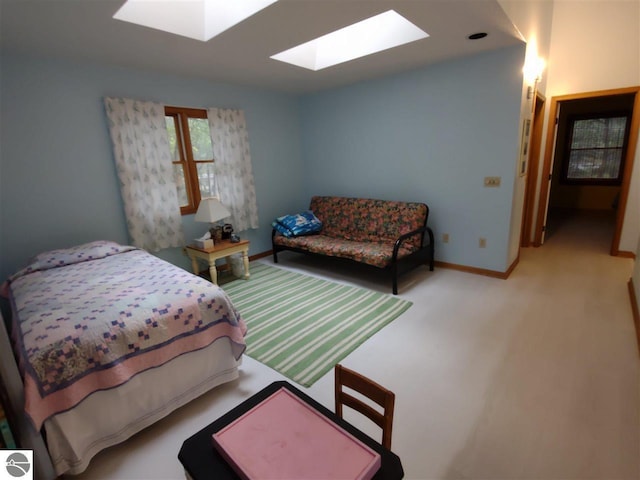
top-left (533, 87), bottom-right (640, 254)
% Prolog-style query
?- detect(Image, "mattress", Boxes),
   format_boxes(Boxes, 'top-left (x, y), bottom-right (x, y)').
top-left (46, 337), bottom-right (242, 475)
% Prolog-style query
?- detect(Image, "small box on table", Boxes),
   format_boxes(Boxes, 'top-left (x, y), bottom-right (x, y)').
top-left (193, 239), bottom-right (214, 249)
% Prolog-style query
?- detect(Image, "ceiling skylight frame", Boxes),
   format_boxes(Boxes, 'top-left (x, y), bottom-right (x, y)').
top-left (113, 0), bottom-right (278, 42)
top-left (270, 10), bottom-right (429, 71)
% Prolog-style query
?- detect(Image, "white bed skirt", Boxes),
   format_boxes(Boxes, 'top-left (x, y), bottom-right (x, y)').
top-left (44, 337), bottom-right (242, 476)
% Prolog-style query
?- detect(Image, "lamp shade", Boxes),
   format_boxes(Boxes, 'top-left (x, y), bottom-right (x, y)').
top-left (194, 197), bottom-right (231, 223)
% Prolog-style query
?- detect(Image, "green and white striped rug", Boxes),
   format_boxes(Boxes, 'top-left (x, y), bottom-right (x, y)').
top-left (222, 263), bottom-right (412, 387)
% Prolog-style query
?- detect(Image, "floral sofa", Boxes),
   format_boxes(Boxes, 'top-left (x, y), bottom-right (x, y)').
top-left (272, 196), bottom-right (434, 294)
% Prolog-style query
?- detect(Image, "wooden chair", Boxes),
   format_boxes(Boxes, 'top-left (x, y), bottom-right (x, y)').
top-left (334, 364), bottom-right (395, 449)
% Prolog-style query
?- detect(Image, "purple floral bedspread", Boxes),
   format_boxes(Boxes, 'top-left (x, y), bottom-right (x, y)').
top-left (7, 241), bottom-right (247, 429)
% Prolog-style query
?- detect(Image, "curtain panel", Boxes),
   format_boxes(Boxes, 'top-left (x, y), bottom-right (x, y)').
top-left (207, 108), bottom-right (259, 232)
top-left (104, 97), bottom-right (185, 251)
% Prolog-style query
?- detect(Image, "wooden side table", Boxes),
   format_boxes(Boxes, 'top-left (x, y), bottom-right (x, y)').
top-left (185, 239), bottom-right (250, 285)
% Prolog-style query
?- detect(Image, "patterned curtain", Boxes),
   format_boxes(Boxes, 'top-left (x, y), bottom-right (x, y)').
top-left (207, 108), bottom-right (259, 232)
top-left (104, 97), bottom-right (185, 251)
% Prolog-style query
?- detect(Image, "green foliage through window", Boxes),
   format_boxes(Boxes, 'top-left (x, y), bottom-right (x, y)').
top-left (562, 113), bottom-right (630, 185)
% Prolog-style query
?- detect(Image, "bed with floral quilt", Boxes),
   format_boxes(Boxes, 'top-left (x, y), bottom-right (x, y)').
top-left (3, 240), bottom-right (247, 476)
top-left (272, 196), bottom-right (434, 294)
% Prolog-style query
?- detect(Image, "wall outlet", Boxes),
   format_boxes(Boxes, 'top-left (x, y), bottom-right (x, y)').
top-left (479, 237), bottom-right (487, 248)
top-left (442, 233), bottom-right (449, 243)
top-left (484, 176), bottom-right (501, 187)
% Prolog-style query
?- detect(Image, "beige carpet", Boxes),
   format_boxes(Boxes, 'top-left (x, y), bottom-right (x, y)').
top-left (74, 209), bottom-right (639, 480)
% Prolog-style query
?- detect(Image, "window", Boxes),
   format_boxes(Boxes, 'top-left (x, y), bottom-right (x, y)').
top-left (561, 112), bottom-right (631, 185)
top-left (165, 106), bottom-right (215, 214)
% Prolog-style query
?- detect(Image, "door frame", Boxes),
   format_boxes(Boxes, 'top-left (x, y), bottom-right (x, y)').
top-left (533, 86), bottom-right (640, 254)
top-left (521, 91), bottom-right (545, 247)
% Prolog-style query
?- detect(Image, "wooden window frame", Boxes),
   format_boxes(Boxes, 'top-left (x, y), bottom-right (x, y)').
top-left (561, 111), bottom-right (631, 186)
top-left (165, 106), bottom-right (213, 215)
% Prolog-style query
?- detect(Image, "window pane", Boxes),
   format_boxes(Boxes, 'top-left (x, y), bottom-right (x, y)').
top-left (197, 162), bottom-right (215, 198)
top-left (188, 118), bottom-right (213, 160)
top-left (165, 117), bottom-right (180, 162)
top-left (173, 164), bottom-right (188, 207)
top-left (567, 148), bottom-right (623, 179)
top-left (571, 117), bottom-right (626, 149)
top-left (566, 116), bottom-right (627, 182)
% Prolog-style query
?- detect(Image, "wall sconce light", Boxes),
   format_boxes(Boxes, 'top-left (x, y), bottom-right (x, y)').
top-left (523, 56), bottom-right (546, 99)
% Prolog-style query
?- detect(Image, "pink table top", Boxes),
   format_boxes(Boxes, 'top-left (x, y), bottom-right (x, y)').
top-left (212, 387), bottom-right (381, 480)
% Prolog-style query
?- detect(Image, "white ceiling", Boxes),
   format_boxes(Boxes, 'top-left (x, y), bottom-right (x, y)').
top-left (0, 0), bottom-right (525, 94)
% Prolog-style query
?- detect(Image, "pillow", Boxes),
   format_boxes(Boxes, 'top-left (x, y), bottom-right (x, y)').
top-left (272, 221), bottom-right (295, 238)
top-left (9, 241), bottom-right (137, 282)
top-left (272, 210), bottom-right (322, 237)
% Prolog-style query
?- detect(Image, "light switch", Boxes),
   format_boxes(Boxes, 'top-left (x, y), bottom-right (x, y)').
top-left (484, 176), bottom-right (501, 187)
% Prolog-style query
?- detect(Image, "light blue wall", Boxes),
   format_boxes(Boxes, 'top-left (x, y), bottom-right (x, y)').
top-left (300, 45), bottom-right (525, 272)
top-left (1, 45), bottom-right (526, 281)
top-left (0, 54), bottom-right (305, 281)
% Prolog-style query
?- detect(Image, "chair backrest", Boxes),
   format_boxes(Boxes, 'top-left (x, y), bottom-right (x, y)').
top-left (334, 364), bottom-right (395, 449)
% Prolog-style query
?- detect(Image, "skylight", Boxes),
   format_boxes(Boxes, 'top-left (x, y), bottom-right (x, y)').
top-left (270, 10), bottom-right (429, 71)
top-left (113, 0), bottom-right (278, 42)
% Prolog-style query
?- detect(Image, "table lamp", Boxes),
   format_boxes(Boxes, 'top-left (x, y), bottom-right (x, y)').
top-left (194, 197), bottom-right (231, 247)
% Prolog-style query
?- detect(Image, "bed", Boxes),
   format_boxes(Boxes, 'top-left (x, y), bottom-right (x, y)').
top-left (2, 240), bottom-right (247, 476)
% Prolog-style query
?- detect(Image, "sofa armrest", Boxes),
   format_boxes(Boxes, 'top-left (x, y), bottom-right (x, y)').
top-left (392, 226), bottom-right (434, 266)
top-left (392, 227), bottom-right (425, 256)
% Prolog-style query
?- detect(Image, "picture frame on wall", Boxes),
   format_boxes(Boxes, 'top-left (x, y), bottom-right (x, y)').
top-left (520, 118), bottom-right (531, 176)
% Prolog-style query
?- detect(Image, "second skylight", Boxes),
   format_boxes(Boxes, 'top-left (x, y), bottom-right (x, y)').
top-left (271, 10), bottom-right (429, 71)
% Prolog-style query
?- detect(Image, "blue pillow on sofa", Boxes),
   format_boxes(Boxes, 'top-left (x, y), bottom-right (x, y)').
top-left (272, 210), bottom-right (322, 237)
